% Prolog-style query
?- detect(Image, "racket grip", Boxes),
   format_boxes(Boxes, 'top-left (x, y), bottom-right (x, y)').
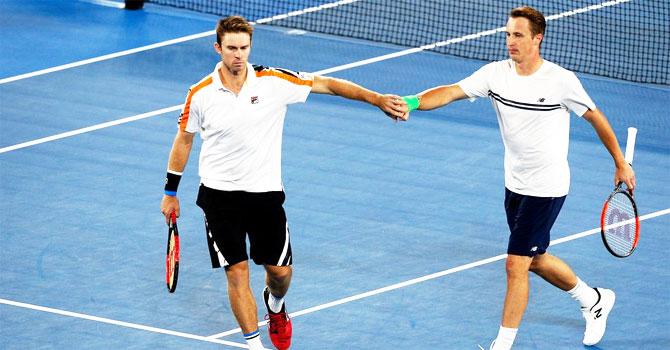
top-left (170, 212), bottom-right (176, 225)
top-left (624, 127), bottom-right (637, 164)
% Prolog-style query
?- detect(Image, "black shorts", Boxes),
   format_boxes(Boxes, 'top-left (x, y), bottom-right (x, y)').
top-left (196, 185), bottom-right (292, 268)
top-left (504, 188), bottom-right (566, 257)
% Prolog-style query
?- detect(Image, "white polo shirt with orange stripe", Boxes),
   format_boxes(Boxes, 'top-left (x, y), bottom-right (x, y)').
top-left (178, 62), bottom-right (314, 192)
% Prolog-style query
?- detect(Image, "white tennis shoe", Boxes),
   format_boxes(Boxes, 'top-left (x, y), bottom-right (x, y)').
top-left (478, 340), bottom-right (508, 350)
top-left (477, 340), bottom-right (493, 350)
top-left (582, 288), bottom-right (616, 346)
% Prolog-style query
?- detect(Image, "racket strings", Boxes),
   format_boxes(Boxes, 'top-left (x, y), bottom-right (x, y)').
top-left (603, 192), bottom-right (637, 254)
top-left (168, 235), bottom-right (177, 282)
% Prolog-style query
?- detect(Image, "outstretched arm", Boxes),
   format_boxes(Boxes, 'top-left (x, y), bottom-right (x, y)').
top-left (160, 129), bottom-right (195, 223)
top-left (582, 108), bottom-right (636, 192)
top-left (311, 75), bottom-right (408, 120)
top-left (403, 84), bottom-right (469, 112)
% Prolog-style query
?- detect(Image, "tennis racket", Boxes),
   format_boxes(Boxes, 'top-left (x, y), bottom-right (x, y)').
top-left (166, 212), bottom-right (180, 293)
top-left (600, 127), bottom-right (639, 258)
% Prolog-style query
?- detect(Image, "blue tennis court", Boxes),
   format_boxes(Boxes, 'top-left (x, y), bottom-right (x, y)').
top-left (1, 1), bottom-right (668, 349)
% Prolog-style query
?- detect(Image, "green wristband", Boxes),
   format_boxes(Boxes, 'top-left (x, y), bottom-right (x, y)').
top-left (402, 95), bottom-right (420, 111)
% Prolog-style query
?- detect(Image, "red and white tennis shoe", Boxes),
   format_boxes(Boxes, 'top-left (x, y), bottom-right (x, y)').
top-left (264, 287), bottom-right (292, 350)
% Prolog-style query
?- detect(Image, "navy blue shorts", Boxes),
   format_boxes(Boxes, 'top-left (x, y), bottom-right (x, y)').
top-left (504, 188), bottom-right (566, 257)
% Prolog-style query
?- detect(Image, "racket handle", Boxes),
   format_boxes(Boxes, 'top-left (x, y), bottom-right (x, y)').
top-left (624, 127), bottom-right (637, 165)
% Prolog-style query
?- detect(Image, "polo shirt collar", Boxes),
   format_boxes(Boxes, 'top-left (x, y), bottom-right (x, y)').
top-left (212, 62), bottom-right (257, 92)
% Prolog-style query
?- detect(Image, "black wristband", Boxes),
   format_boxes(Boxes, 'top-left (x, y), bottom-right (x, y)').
top-left (164, 171), bottom-right (182, 196)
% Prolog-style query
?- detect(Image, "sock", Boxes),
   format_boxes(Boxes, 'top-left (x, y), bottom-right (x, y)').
top-left (244, 330), bottom-right (264, 350)
top-left (266, 288), bottom-right (285, 313)
top-left (492, 326), bottom-right (518, 350)
top-left (567, 277), bottom-right (598, 308)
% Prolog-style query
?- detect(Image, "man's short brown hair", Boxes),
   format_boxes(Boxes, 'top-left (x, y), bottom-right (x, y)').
top-left (509, 6), bottom-right (546, 37)
top-left (216, 16), bottom-right (254, 45)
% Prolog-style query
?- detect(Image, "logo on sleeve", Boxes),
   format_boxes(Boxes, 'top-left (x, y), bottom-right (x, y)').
top-left (250, 96), bottom-right (259, 104)
top-left (537, 98), bottom-right (546, 102)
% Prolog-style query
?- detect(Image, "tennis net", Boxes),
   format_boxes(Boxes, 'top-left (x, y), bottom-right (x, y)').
top-left (148, 0), bottom-right (669, 85)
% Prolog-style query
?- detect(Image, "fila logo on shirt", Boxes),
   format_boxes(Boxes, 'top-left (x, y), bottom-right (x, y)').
top-left (250, 96), bottom-right (259, 104)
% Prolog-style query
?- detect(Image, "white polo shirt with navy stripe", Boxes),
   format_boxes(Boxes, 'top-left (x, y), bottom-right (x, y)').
top-left (178, 62), bottom-right (313, 192)
top-left (458, 59), bottom-right (596, 197)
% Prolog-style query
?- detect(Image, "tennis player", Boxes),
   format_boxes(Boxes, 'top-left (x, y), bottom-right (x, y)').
top-left (159, 16), bottom-right (407, 350)
top-left (400, 6), bottom-right (635, 349)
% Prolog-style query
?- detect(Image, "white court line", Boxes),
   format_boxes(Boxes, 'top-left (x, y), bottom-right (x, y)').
top-left (0, 55), bottom-right (380, 154)
top-left (0, 31), bottom-right (215, 85)
top-left (0, 0), bottom-right (631, 154)
top-left (0, 60), bottom-right (335, 154)
top-left (311, 0), bottom-right (630, 75)
top-left (207, 207), bottom-right (670, 339)
top-left (80, 0), bottom-right (125, 9)
top-left (255, 0), bottom-right (360, 23)
top-left (1, 209), bottom-right (665, 346)
top-left (0, 0), bottom-right (360, 85)
top-left (0, 106), bottom-right (182, 154)
top-left (0, 0), bottom-right (626, 84)
top-left (0, 298), bottom-right (250, 348)
top-left (551, 208), bottom-right (669, 245)
top-left (1, 0), bottom-right (650, 346)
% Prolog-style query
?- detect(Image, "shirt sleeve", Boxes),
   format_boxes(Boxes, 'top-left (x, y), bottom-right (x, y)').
top-left (562, 72), bottom-right (596, 117)
top-left (271, 68), bottom-right (314, 104)
top-left (179, 88), bottom-right (201, 133)
top-left (457, 62), bottom-right (494, 98)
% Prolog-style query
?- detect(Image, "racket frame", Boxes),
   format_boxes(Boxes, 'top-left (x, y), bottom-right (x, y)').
top-left (166, 213), bottom-right (180, 293)
top-left (600, 183), bottom-right (640, 258)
